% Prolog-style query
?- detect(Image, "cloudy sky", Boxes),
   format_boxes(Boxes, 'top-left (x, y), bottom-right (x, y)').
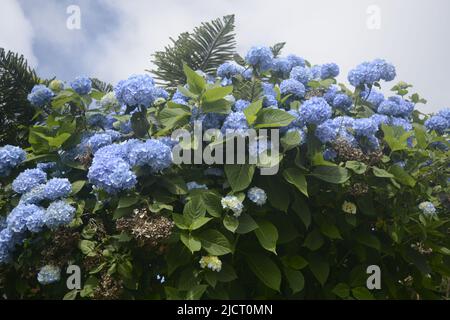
top-left (1, 0), bottom-right (449, 112)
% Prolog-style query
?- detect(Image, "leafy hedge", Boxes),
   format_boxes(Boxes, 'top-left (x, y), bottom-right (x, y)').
top-left (0, 22), bottom-right (449, 300)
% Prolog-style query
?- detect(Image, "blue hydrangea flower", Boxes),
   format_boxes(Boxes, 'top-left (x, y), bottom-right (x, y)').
top-left (70, 76), bottom-right (92, 95)
top-left (390, 117), bottom-right (413, 131)
top-left (221, 112), bottom-right (249, 134)
top-left (7, 204), bottom-right (45, 233)
top-left (234, 99), bottom-right (250, 112)
top-left (128, 139), bottom-right (172, 172)
top-left (152, 87), bottom-right (169, 100)
top-left (87, 113), bottom-right (116, 129)
top-left (245, 46), bottom-right (274, 71)
top-left (361, 88), bottom-right (385, 108)
top-left (290, 66), bottom-right (313, 85)
top-left (316, 119), bottom-right (339, 143)
top-left (333, 94), bottom-right (353, 111)
top-left (353, 118), bottom-right (379, 137)
top-left (310, 65), bottom-right (322, 79)
top-left (418, 201), bottom-right (436, 216)
top-left (114, 74), bottom-right (157, 107)
top-left (172, 89), bottom-right (188, 103)
top-left (217, 62), bottom-right (245, 79)
top-left (43, 178), bottom-right (72, 201)
top-left (378, 96), bottom-right (414, 118)
top-left (242, 68), bottom-right (253, 80)
top-left (247, 187), bottom-right (267, 206)
top-left (36, 162), bottom-right (57, 172)
top-left (286, 54), bottom-right (306, 68)
top-left (27, 85), bottom-right (54, 107)
top-left (437, 108), bottom-right (450, 122)
top-left (272, 58), bottom-right (292, 77)
top-left (0, 145), bottom-right (26, 177)
top-left (88, 157), bottom-right (137, 194)
top-left (285, 127), bottom-right (307, 146)
top-left (298, 97), bottom-right (332, 125)
top-left (20, 184), bottom-right (46, 205)
top-left (280, 79), bottom-right (306, 98)
top-left (263, 95), bottom-right (278, 108)
top-left (43, 201), bottom-right (75, 229)
top-left (187, 181), bottom-right (208, 190)
top-left (425, 115), bottom-right (448, 133)
top-left (370, 114), bottom-right (390, 127)
top-left (37, 265), bottom-right (61, 285)
top-left (320, 63), bottom-right (340, 79)
top-left (87, 133), bottom-right (113, 153)
top-left (12, 168), bottom-right (47, 194)
top-left (348, 59), bottom-right (396, 87)
top-left (221, 196), bottom-right (244, 217)
top-left (323, 85), bottom-right (340, 105)
top-left (261, 83), bottom-right (278, 107)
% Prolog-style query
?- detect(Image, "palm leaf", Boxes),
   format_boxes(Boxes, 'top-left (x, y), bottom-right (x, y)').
top-left (91, 78), bottom-right (113, 92)
top-left (151, 15), bottom-right (236, 89)
top-left (0, 48), bottom-right (40, 146)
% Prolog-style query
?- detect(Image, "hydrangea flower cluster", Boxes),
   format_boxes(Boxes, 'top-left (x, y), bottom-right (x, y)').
top-left (1, 167), bottom-right (74, 263)
top-left (88, 138), bottom-right (173, 194)
top-left (114, 74), bottom-right (167, 107)
top-left (199, 256), bottom-right (222, 272)
top-left (27, 84), bottom-right (54, 107)
top-left (245, 46), bottom-right (274, 71)
top-left (37, 265), bottom-right (61, 285)
top-left (298, 97), bottom-right (332, 125)
top-left (378, 96), bottom-right (414, 118)
top-left (418, 201), bottom-right (437, 216)
top-left (217, 62), bottom-right (245, 85)
top-left (70, 76), bottom-right (92, 95)
top-left (280, 79), bottom-right (306, 98)
top-left (221, 196), bottom-right (244, 217)
top-left (0, 145), bottom-right (26, 177)
top-left (247, 187), bottom-right (267, 206)
top-left (187, 181), bottom-right (208, 190)
top-left (348, 59), bottom-right (396, 87)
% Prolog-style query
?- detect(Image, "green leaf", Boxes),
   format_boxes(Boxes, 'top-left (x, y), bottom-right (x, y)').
top-left (202, 86), bottom-right (233, 103)
top-left (202, 98), bottom-right (232, 114)
top-left (180, 232), bottom-right (201, 253)
top-left (183, 63), bottom-right (206, 95)
top-left (63, 290), bottom-right (79, 300)
top-left (283, 268), bottom-right (305, 294)
top-left (280, 129), bottom-right (303, 151)
top-left (235, 214), bottom-right (258, 234)
top-left (253, 108), bottom-right (295, 129)
top-left (312, 166), bottom-right (350, 184)
top-left (224, 164), bottom-right (255, 192)
top-left (281, 255), bottom-right (308, 270)
top-left (254, 220), bottom-right (278, 254)
top-left (355, 232), bottom-right (381, 251)
top-left (303, 229), bottom-right (324, 251)
top-left (161, 176), bottom-right (188, 195)
top-left (352, 287), bottom-right (374, 300)
top-left (70, 180), bottom-right (86, 195)
top-left (199, 230), bottom-right (232, 256)
top-left (319, 221), bottom-right (342, 240)
top-left (382, 124), bottom-right (413, 152)
top-left (201, 191), bottom-right (223, 217)
top-left (117, 260), bottom-right (133, 280)
top-left (372, 166), bottom-right (394, 178)
top-left (243, 99), bottom-right (263, 125)
top-left (186, 285), bottom-right (208, 300)
top-left (223, 215), bottom-right (239, 233)
top-left (389, 165), bottom-right (416, 187)
top-left (190, 216), bottom-right (212, 231)
top-left (118, 196), bottom-right (139, 209)
top-left (260, 176), bottom-right (290, 212)
top-left (158, 103), bottom-right (191, 129)
top-left (79, 240), bottom-right (96, 255)
top-left (308, 253), bottom-right (329, 286)
top-left (345, 161), bottom-right (367, 174)
top-left (246, 253), bottom-right (281, 291)
top-left (283, 167), bottom-right (308, 197)
top-left (292, 196), bottom-right (311, 229)
top-left (332, 283), bottom-right (350, 298)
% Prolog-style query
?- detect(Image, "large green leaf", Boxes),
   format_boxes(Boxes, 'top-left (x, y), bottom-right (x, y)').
top-left (199, 230), bottom-right (232, 256)
top-left (246, 253), bottom-right (281, 291)
top-left (253, 108), bottom-right (295, 129)
top-left (254, 220), bottom-right (278, 254)
top-left (224, 164), bottom-right (255, 192)
top-left (312, 166), bottom-right (350, 184)
top-left (283, 167), bottom-right (308, 197)
top-left (308, 253), bottom-right (329, 286)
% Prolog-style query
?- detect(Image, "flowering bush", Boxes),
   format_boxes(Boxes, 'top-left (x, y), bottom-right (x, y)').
top-left (0, 39), bottom-right (449, 300)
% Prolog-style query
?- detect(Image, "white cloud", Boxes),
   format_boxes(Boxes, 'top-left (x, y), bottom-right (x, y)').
top-left (0, 0), bottom-right (37, 66)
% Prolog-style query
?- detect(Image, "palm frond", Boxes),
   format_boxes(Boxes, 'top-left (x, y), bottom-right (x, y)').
top-left (91, 78), bottom-right (113, 92)
top-left (271, 42), bottom-right (286, 58)
top-left (0, 48), bottom-right (40, 146)
top-left (233, 77), bottom-right (264, 102)
top-left (151, 15), bottom-right (236, 89)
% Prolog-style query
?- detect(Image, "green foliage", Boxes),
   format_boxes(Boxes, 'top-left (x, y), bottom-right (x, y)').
top-left (0, 48), bottom-right (40, 146)
top-left (152, 15), bottom-right (236, 89)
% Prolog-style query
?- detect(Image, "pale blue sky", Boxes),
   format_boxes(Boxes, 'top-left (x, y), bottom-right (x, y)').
top-left (1, 0), bottom-right (449, 112)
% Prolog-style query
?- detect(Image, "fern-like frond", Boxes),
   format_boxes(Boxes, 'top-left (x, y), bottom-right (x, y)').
top-left (0, 48), bottom-right (40, 146)
top-left (91, 78), bottom-right (113, 92)
top-left (151, 15), bottom-right (236, 89)
top-left (233, 76), bottom-right (263, 102)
